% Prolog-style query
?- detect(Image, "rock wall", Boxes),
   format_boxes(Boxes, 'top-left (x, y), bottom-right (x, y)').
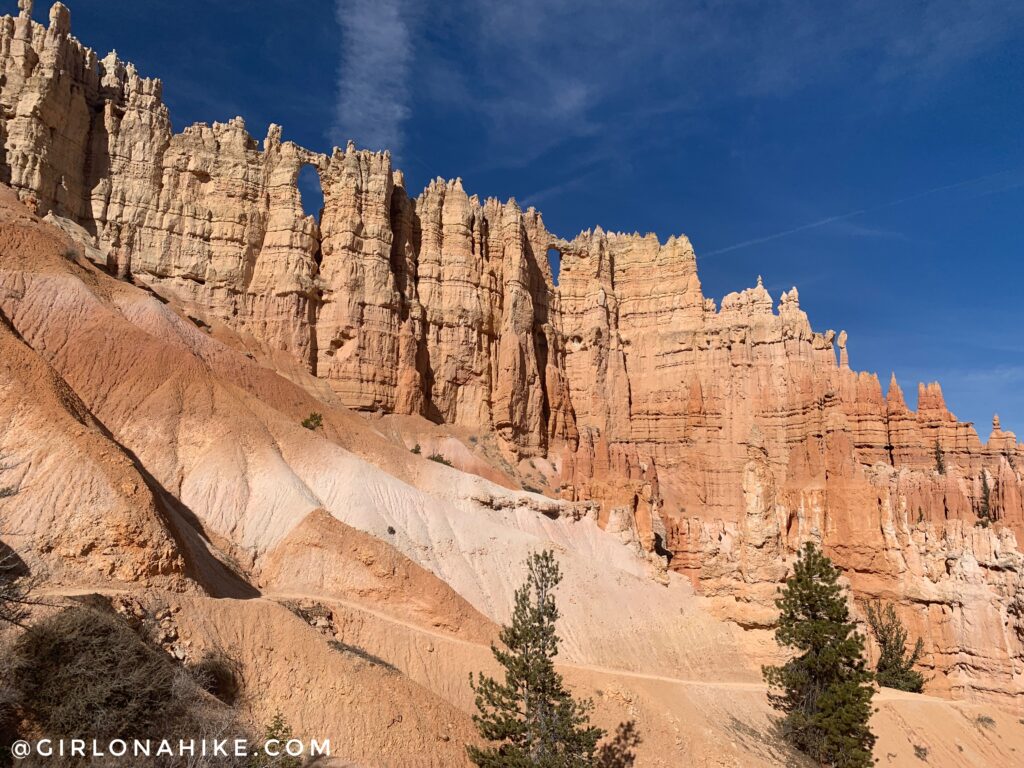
top-left (2, 3), bottom-right (1024, 702)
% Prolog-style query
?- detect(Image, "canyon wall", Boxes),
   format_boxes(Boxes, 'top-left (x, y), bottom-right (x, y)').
top-left (2, 3), bottom-right (1023, 703)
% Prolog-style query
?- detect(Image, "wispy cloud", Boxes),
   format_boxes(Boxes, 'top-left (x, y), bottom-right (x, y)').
top-left (400, 0), bottom-right (1024, 183)
top-left (326, 0), bottom-right (1024, 190)
top-left (331, 0), bottom-right (412, 155)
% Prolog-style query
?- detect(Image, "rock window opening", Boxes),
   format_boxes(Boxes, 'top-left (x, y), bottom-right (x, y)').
top-left (297, 164), bottom-right (324, 221)
top-left (547, 247), bottom-right (562, 286)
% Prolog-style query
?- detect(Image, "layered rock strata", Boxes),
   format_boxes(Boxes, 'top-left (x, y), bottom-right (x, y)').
top-left (2, 3), bottom-right (1023, 702)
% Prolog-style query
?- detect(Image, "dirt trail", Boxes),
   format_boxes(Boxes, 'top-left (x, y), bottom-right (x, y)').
top-left (263, 589), bottom-right (962, 703)
top-left (40, 584), bottom-right (977, 706)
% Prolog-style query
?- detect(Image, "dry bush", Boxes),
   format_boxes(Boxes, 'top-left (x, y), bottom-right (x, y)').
top-left (1, 482), bottom-right (47, 630)
top-left (5, 606), bottom-right (178, 739)
top-left (0, 542), bottom-right (41, 629)
top-left (188, 648), bottom-right (242, 706)
top-left (1, 607), bottom-right (250, 767)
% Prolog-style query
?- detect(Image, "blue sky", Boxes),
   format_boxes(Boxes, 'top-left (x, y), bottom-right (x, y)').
top-left (38, 1), bottom-right (1024, 436)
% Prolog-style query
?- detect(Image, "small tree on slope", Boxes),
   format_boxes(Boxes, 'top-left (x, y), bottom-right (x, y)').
top-left (762, 542), bottom-right (876, 768)
top-left (864, 600), bottom-right (924, 693)
top-left (249, 710), bottom-right (302, 768)
top-left (468, 550), bottom-right (604, 767)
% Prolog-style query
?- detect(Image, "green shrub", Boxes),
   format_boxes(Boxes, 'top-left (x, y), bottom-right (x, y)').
top-left (249, 711), bottom-right (302, 768)
top-left (410, 443), bottom-right (421, 454)
top-left (427, 453), bottom-right (452, 467)
top-left (301, 412), bottom-right (323, 430)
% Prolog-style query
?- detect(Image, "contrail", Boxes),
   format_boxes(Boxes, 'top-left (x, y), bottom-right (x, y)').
top-left (702, 168), bottom-right (1018, 257)
top-left (702, 211), bottom-right (867, 256)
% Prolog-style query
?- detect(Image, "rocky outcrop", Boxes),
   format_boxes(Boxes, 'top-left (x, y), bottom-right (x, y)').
top-left (316, 167), bottom-right (573, 454)
top-left (2, 3), bottom-right (1023, 703)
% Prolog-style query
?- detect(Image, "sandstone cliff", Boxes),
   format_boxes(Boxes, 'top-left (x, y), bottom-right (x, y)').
top-left (2, 2), bottom-right (1023, 706)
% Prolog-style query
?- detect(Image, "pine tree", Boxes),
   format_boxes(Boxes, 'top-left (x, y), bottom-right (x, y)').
top-left (979, 471), bottom-right (992, 525)
top-left (934, 440), bottom-right (945, 474)
top-left (468, 550), bottom-right (604, 767)
top-left (864, 600), bottom-right (924, 693)
top-left (762, 542), bottom-right (876, 768)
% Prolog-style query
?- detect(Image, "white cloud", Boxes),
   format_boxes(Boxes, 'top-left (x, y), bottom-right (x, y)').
top-left (331, 0), bottom-right (412, 155)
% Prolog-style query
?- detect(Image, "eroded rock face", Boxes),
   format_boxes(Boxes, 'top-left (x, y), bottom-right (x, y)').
top-left (0, 9), bottom-right (571, 454)
top-left (2, 3), bottom-right (1023, 703)
top-left (0, 8), bottom-right (323, 362)
top-left (0, 189), bottom-right (191, 590)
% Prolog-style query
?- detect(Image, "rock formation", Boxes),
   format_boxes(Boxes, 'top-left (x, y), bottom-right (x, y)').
top-left (2, 2), bottom-right (1023, 706)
